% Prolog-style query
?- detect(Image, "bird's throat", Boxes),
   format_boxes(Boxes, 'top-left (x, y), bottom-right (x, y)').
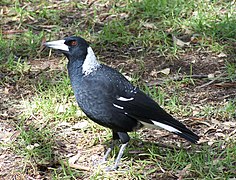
top-left (67, 59), bottom-right (84, 90)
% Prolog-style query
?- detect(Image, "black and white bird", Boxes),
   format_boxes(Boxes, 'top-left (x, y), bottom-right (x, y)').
top-left (44, 36), bottom-right (199, 170)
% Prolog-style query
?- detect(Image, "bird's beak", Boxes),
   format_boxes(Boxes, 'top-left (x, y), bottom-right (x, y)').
top-left (44, 40), bottom-right (69, 52)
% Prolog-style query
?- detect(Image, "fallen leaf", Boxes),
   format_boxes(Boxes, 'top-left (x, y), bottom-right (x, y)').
top-left (214, 82), bottom-right (236, 88)
top-left (2, 30), bottom-right (27, 35)
top-left (26, 145), bottom-right (35, 150)
top-left (229, 129), bottom-right (236, 136)
top-left (208, 141), bottom-right (214, 146)
top-left (217, 52), bottom-right (227, 58)
top-left (191, 117), bottom-right (207, 121)
top-left (207, 74), bottom-right (215, 79)
top-left (192, 110), bottom-right (199, 116)
top-left (57, 121), bottom-right (71, 127)
top-left (142, 22), bottom-right (157, 29)
top-left (177, 164), bottom-right (191, 180)
top-left (157, 68), bottom-right (170, 75)
top-left (223, 121), bottom-right (236, 127)
top-left (215, 133), bottom-right (225, 138)
top-left (68, 151), bottom-right (81, 164)
top-left (57, 104), bottom-right (66, 113)
top-left (150, 69), bottom-right (158, 77)
top-left (9, 130), bottom-right (21, 142)
top-left (63, 161), bottom-right (91, 171)
top-left (4, 87), bottom-right (9, 94)
top-left (71, 121), bottom-right (88, 129)
top-left (190, 34), bottom-right (201, 44)
top-left (172, 35), bottom-right (190, 47)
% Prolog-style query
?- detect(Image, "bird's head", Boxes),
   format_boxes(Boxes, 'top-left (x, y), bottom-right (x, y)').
top-left (44, 36), bottom-right (89, 61)
top-left (44, 36), bottom-right (100, 75)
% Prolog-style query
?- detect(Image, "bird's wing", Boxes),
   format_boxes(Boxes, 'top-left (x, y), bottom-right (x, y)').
top-left (113, 88), bottom-right (199, 143)
top-left (82, 65), bottom-right (199, 143)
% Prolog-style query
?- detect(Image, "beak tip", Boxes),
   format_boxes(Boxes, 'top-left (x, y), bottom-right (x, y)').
top-left (43, 42), bottom-right (49, 47)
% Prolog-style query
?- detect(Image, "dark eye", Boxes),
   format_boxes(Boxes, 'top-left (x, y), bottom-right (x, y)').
top-left (67, 40), bottom-right (77, 46)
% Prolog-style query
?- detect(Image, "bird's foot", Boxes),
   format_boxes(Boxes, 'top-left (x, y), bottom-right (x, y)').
top-left (104, 164), bottom-right (129, 172)
top-left (94, 142), bottom-right (129, 171)
top-left (92, 155), bottom-right (109, 168)
top-left (105, 165), bottom-right (118, 171)
top-left (92, 161), bottom-right (118, 172)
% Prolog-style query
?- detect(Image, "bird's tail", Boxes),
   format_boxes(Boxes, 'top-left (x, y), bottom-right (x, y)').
top-left (173, 128), bottom-right (199, 144)
top-left (144, 119), bottom-right (200, 144)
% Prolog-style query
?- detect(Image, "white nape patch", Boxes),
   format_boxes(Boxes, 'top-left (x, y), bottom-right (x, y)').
top-left (82, 47), bottom-right (100, 76)
top-left (113, 103), bottom-right (124, 110)
top-left (140, 120), bottom-right (181, 133)
top-left (44, 40), bottom-right (69, 52)
top-left (117, 97), bottom-right (134, 101)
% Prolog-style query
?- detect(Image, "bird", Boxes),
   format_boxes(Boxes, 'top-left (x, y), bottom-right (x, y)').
top-left (44, 36), bottom-right (199, 171)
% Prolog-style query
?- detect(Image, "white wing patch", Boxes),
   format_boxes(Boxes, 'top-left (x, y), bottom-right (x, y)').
top-left (117, 97), bottom-right (134, 101)
top-left (113, 103), bottom-right (124, 109)
top-left (140, 120), bottom-right (181, 133)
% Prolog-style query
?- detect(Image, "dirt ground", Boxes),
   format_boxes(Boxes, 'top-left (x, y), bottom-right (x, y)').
top-left (1, 1), bottom-right (236, 179)
top-left (1, 48), bottom-right (236, 179)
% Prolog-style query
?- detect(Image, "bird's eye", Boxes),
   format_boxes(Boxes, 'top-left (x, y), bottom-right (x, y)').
top-left (68, 40), bottom-right (77, 46)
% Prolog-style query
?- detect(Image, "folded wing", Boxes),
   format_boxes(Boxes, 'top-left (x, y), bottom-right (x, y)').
top-left (114, 89), bottom-right (199, 143)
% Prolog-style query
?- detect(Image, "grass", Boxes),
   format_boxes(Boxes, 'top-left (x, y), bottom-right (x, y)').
top-left (15, 124), bottom-right (55, 165)
top-left (1, 0), bottom-right (236, 179)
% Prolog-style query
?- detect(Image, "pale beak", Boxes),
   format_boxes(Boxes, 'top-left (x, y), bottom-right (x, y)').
top-left (44, 40), bottom-right (69, 52)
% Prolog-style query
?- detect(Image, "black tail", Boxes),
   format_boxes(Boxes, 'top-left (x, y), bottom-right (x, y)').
top-left (174, 129), bottom-right (199, 144)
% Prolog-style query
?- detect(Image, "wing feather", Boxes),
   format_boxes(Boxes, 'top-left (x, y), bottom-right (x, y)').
top-left (114, 89), bottom-right (199, 143)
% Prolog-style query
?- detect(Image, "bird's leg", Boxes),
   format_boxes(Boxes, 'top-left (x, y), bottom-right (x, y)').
top-left (112, 142), bottom-right (128, 170)
top-left (106, 142), bottom-right (128, 171)
top-left (93, 141), bottom-right (115, 166)
top-left (100, 140), bottom-right (116, 164)
top-left (106, 131), bottom-right (130, 171)
top-left (100, 130), bottom-right (120, 164)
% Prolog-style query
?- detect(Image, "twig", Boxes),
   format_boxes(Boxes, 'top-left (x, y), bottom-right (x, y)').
top-left (26, 175), bottom-right (37, 180)
top-left (214, 82), bottom-right (236, 88)
top-left (147, 74), bottom-right (214, 87)
top-left (229, 129), bottom-right (236, 137)
top-left (177, 164), bottom-right (191, 180)
top-left (34, 66), bottom-right (50, 77)
top-left (62, 161), bottom-right (91, 171)
top-left (196, 78), bottom-right (218, 89)
top-left (218, 93), bottom-right (236, 100)
top-left (152, 142), bottom-right (181, 151)
top-left (196, 73), bottom-right (226, 89)
top-left (170, 74), bottom-right (209, 81)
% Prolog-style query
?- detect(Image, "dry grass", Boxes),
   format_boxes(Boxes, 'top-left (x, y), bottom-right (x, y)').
top-left (0, 0), bottom-right (236, 179)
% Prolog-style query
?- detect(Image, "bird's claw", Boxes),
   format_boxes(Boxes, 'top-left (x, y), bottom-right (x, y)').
top-left (104, 165), bottom-right (118, 171)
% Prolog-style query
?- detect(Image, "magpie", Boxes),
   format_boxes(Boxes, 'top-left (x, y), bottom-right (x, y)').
top-left (44, 36), bottom-right (199, 170)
